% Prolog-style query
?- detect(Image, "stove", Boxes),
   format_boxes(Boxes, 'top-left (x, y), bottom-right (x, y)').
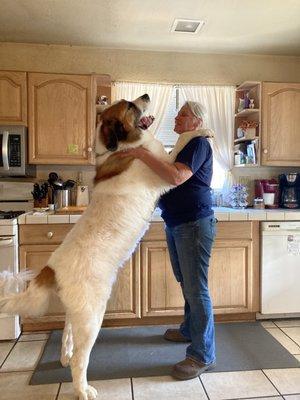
top-left (0, 210), bottom-right (25, 220)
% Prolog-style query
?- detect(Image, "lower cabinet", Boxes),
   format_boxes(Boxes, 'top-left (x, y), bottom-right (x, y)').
top-left (19, 220), bottom-right (259, 330)
top-left (141, 221), bottom-right (259, 317)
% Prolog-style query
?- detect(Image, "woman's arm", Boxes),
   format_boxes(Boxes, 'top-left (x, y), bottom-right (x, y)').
top-left (116, 147), bottom-right (193, 186)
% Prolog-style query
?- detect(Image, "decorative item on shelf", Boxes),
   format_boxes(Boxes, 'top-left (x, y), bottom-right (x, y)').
top-left (244, 92), bottom-right (250, 108)
top-left (237, 120), bottom-right (259, 140)
top-left (227, 184), bottom-right (248, 209)
top-left (237, 98), bottom-right (245, 113)
top-left (249, 99), bottom-right (255, 109)
top-left (96, 95), bottom-right (108, 105)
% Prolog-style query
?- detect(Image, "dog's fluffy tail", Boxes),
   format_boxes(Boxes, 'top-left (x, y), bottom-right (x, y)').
top-left (0, 266), bottom-right (56, 317)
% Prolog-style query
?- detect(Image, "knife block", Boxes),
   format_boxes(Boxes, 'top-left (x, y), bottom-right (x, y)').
top-left (34, 198), bottom-right (48, 208)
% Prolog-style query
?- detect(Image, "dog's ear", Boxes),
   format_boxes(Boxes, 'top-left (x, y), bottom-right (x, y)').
top-left (101, 119), bottom-right (127, 151)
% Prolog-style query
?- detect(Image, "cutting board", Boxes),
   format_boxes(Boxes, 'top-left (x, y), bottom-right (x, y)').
top-left (55, 206), bottom-right (87, 214)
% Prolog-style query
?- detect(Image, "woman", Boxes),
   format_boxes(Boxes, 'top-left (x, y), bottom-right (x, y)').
top-left (118, 101), bottom-right (216, 380)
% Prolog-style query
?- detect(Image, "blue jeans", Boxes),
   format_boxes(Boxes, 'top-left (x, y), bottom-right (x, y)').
top-left (165, 215), bottom-right (217, 364)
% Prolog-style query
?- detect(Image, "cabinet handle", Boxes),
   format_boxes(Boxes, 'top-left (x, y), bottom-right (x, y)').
top-left (46, 231), bottom-right (53, 239)
top-left (87, 147), bottom-right (93, 152)
top-left (263, 149), bottom-right (268, 154)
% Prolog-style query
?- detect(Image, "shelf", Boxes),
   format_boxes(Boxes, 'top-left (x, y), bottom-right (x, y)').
top-left (236, 81), bottom-right (261, 91)
top-left (234, 136), bottom-right (259, 144)
top-left (235, 109), bottom-right (259, 117)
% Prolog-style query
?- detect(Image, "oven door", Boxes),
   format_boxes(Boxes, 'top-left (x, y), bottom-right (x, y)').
top-left (0, 235), bottom-right (17, 275)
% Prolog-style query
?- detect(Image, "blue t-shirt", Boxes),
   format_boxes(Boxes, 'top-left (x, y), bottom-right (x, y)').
top-left (158, 136), bottom-right (213, 227)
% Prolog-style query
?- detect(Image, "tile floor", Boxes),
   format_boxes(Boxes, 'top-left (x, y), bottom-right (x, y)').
top-left (0, 320), bottom-right (299, 400)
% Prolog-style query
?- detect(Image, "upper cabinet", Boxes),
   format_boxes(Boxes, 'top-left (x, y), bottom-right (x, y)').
top-left (261, 82), bottom-right (300, 166)
top-left (0, 71), bottom-right (27, 125)
top-left (28, 72), bottom-right (111, 165)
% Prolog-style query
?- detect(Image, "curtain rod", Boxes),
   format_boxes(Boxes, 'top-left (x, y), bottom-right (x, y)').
top-left (112, 80), bottom-right (235, 87)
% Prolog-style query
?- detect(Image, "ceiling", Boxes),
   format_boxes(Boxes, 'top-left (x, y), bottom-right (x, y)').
top-left (0, 0), bottom-right (300, 56)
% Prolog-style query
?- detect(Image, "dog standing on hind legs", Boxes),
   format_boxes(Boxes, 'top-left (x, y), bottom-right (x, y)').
top-left (0, 94), bottom-right (213, 400)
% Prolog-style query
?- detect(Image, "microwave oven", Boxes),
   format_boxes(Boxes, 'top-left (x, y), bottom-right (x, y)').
top-left (0, 126), bottom-right (36, 177)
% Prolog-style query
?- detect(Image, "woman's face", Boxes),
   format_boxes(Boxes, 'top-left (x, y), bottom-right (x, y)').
top-left (174, 106), bottom-right (202, 134)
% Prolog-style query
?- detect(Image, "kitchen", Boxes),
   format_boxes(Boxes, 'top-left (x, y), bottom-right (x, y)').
top-left (0, 1), bottom-right (300, 399)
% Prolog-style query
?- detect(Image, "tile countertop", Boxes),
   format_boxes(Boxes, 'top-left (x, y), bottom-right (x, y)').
top-left (17, 207), bottom-right (300, 224)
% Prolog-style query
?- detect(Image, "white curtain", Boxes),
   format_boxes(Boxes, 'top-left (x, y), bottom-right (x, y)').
top-left (112, 81), bottom-right (173, 136)
top-left (181, 85), bottom-right (235, 194)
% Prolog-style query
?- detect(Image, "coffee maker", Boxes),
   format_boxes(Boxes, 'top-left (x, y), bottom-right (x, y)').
top-left (279, 173), bottom-right (300, 209)
top-left (255, 179), bottom-right (280, 208)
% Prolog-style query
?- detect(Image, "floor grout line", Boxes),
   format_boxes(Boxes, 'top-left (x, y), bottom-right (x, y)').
top-left (0, 369), bottom-right (34, 374)
top-left (274, 326), bottom-right (300, 352)
top-left (55, 382), bottom-right (62, 400)
top-left (261, 369), bottom-right (284, 397)
top-left (199, 375), bottom-right (211, 400)
top-left (0, 333), bottom-right (21, 369)
top-left (130, 377), bottom-right (135, 400)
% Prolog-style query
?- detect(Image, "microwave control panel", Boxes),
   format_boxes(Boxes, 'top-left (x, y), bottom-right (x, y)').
top-left (8, 135), bottom-right (21, 167)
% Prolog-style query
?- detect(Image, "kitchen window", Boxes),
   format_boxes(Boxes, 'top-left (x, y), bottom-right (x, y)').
top-left (157, 87), bottom-right (226, 189)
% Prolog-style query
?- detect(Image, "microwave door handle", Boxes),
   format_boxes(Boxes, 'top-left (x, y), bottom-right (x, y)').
top-left (2, 131), bottom-right (9, 170)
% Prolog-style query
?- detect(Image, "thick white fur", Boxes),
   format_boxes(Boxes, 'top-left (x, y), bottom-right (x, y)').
top-left (0, 117), bottom-right (212, 399)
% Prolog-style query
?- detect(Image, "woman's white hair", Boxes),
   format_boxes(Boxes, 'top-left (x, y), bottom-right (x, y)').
top-left (184, 101), bottom-right (207, 121)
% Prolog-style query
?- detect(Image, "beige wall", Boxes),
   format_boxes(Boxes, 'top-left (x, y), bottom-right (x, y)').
top-left (1, 42), bottom-right (300, 200)
top-left (1, 42), bottom-right (300, 84)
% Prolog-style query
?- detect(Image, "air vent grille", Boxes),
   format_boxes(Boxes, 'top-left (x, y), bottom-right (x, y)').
top-left (171, 19), bottom-right (205, 34)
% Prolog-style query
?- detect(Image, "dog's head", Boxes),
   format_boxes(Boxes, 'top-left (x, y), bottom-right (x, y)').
top-left (98, 94), bottom-right (150, 152)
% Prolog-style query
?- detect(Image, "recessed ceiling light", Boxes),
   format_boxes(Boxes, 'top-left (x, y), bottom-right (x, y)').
top-left (171, 19), bottom-right (205, 34)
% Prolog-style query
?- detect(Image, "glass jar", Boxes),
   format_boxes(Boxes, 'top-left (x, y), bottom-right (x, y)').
top-left (253, 198), bottom-right (265, 209)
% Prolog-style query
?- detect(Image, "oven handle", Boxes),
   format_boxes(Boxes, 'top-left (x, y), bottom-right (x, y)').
top-left (2, 131), bottom-right (9, 170)
top-left (0, 237), bottom-right (14, 246)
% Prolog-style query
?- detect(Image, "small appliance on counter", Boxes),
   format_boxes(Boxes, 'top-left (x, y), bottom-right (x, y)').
top-left (254, 179), bottom-right (280, 208)
top-left (279, 173), bottom-right (300, 209)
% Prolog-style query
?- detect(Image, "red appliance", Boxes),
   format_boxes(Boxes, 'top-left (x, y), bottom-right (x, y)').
top-left (255, 179), bottom-right (280, 208)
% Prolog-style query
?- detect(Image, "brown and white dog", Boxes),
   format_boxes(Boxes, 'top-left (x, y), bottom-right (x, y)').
top-left (0, 94), bottom-right (213, 400)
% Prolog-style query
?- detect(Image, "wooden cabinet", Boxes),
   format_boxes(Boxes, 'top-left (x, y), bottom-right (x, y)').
top-left (27, 73), bottom-right (111, 165)
top-left (0, 71), bottom-right (27, 125)
top-left (19, 220), bottom-right (259, 331)
top-left (262, 82), bottom-right (300, 166)
top-left (106, 247), bottom-right (141, 319)
top-left (19, 224), bottom-right (140, 329)
top-left (141, 241), bottom-right (184, 317)
top-left (28, 73), bottom-right (94, 165)
top-left (142, 221), bottom-right (259, 317)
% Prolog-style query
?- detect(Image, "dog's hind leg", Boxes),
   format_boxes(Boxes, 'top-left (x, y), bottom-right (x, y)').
top-left (60, 313), bottom-right (73, 367)
top-left (69, 310), bottom-right (103, 400)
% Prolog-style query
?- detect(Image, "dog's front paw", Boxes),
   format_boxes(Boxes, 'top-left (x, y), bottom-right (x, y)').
top-left (77, 385), bottom-right (98, 400)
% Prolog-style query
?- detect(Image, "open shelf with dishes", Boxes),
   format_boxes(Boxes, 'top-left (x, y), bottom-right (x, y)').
top-left (233, 81), bottom-right (261, 167)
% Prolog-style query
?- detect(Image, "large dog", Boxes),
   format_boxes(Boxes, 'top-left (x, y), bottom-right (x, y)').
top-left (0, 94), bottom-right (213, 400)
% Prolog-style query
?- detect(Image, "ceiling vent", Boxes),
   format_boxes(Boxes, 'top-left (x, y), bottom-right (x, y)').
top-left (171, 19), bottom-right (205, 34)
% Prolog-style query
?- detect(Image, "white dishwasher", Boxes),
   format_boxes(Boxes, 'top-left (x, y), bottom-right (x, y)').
top-left (261, 221), bottom-right (300, 316)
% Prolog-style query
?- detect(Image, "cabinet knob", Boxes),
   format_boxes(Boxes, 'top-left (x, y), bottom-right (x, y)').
top-left (87, 147), bottom-right (93, 153)
top-left (46, 231), bottom-right (53, 239)
top-left (263, 149), bottom-right (268, 154)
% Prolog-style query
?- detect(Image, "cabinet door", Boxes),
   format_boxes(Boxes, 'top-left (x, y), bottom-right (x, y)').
top-left (0, 71), bottom-right (27, 125)
top-left (105, 247), bottom-right (141, 319)
top-left (141, 241), bottom-right (184, 317)
top-left (28, 73), bottom-right (93, 165)
top-left (19, 244), bottom-right (65, 325)
top-left (262, 82), bottom-right (300, 166)
top-left (209, 240), bottom-right (253, 313)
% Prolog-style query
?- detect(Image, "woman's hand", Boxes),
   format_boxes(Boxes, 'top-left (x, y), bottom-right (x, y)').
top-left (114, 146), bottom-right (149, 159)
